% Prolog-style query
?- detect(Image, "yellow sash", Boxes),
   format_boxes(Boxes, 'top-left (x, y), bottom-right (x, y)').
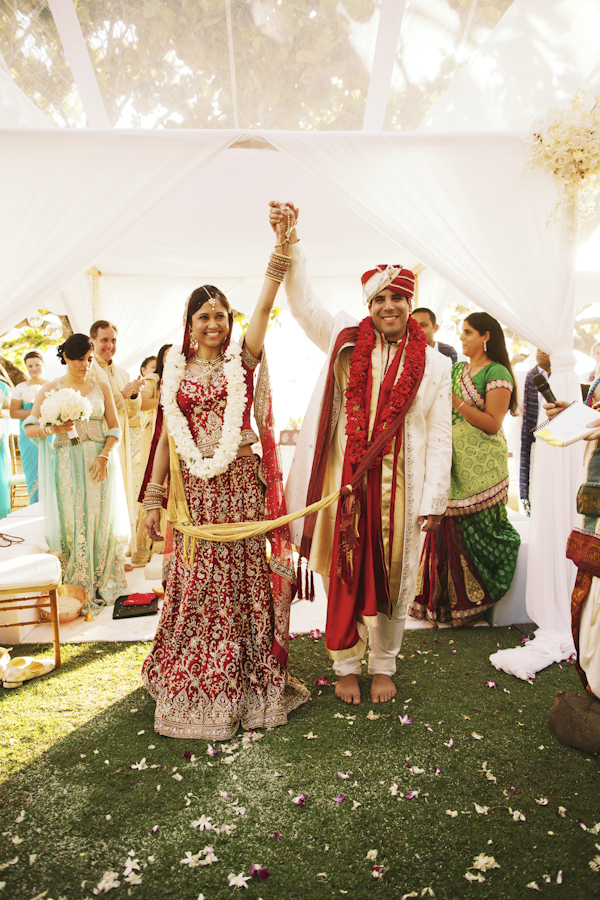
top-left (167, 433), bottom-right (341, 563)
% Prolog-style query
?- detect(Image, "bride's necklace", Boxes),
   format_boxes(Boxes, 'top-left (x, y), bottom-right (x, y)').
top-left (193, 352), bottom-right (223, 368)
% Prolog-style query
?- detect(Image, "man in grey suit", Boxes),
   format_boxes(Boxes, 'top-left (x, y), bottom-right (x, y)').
top-left (413, 308), bottom-right (457, 364)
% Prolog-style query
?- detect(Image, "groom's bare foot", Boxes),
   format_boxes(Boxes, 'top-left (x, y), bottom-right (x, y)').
top-left (335, 674), bottom-right (361, 705)
top-left (371, 674), bottom-right (397, 703)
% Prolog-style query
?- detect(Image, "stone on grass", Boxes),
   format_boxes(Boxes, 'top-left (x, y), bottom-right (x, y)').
top-left (548, 690), bottom-right (600, 753)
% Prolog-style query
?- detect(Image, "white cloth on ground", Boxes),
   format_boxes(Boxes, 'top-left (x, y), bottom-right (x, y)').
top-left (489, 628), bottom-right (574, 681)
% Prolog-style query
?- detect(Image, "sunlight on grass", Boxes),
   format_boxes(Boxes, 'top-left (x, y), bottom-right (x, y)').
top-left (1, 630), bottom-right (599, 899)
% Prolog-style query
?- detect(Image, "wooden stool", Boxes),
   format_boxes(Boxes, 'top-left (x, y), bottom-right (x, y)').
top-left (0, 554), bottom-right (62, 668)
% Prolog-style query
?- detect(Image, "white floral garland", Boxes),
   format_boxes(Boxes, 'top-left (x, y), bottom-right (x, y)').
top-left (525, 90), bottom-right (600, 230)
top-left (161, 342), bottom-right (247, 480)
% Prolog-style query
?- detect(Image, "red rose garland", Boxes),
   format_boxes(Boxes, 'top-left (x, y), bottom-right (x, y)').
top-left (344, 314), bottom-right (427, 467)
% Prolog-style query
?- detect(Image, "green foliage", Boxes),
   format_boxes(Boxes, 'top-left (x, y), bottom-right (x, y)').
top-left (1, 1), bottom-right (516, 132)
top-left (0, 309), bottom-right (63, 368)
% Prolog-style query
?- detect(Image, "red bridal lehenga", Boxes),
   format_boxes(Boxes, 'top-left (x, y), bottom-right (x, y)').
top-left (142, 343), bottom-right (309, 740)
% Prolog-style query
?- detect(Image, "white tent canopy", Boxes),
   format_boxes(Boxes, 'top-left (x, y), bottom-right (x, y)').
top-left (3, 0), bottom-right (600, 673)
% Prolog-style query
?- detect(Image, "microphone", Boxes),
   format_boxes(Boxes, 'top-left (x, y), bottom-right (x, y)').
top-left (532, 373), bottom-right (557, 405)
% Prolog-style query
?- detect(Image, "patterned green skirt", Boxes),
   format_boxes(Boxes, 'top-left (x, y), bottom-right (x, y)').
top-left (411, 503), bottom-right (520, 626)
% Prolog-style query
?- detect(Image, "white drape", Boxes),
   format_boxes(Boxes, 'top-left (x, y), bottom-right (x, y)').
top-left (0, 129), bottom-right (242, 334)
top-left (416, 268), bottom-right (470, 324)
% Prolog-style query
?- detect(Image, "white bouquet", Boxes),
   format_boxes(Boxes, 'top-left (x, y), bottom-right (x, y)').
top-left (40, 388), bottom-right (93, 445)
top-left (21, 384), bottom-right (41, 404)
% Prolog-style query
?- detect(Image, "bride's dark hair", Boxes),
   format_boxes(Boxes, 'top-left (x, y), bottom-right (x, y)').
top-left (186, 286), bottom-right (234, 334)
top-left (57, 333), bottom-right (94, 364)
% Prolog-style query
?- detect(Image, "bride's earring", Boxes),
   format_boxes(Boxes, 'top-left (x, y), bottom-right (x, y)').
top-left (189, 332), bottom-right (198, 353)
top-left (483, 339), bottom-right (487, 352)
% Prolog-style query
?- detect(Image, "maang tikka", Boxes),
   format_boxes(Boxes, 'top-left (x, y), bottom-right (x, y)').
top-left (203, 285), bottom-right (216, 309)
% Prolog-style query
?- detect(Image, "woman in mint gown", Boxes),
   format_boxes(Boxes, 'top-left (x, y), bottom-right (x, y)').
top-left (411, 312), bottom-right (521, 627)
top-left (9, 351), bottom-right (47, 504)
top-left (24, 334), bottom-right (130, 611)
top-left (0, 378), bottom-right (11, 519)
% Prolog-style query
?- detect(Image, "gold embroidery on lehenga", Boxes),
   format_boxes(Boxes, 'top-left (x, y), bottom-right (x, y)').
top-left (460, 554), bottom-right (485, 603)
top-left (142, 358), bottom-right (309, 740)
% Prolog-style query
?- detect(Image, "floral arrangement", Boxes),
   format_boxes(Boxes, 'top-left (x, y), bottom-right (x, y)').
top-left (161, 343), bottom-right (246, 480)
top-left (524, 90), bottom-right (600, 229)
top-left (40, 388), bottom-right (92, 445)
top-left (21, 383), bottom-right (41, 404)
top-left (344, 315), bottom-right (427, 466)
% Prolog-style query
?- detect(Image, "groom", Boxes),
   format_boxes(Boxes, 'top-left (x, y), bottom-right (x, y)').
top-left (271, 202), bottom-right (453, 705)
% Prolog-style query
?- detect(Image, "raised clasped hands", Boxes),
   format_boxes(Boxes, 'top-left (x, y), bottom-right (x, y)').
top-left (268, 200), bottom-right (299, 245)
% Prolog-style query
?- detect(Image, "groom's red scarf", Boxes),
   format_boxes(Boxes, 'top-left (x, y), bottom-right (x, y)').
top-left (299, 315), bottom-right (426, 657)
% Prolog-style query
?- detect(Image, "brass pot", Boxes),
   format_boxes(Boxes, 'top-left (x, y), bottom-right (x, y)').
top-left (37, 584), bottom-right (87, 623)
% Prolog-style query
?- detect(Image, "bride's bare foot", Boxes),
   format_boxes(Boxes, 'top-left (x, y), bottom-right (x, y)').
top-left (335, 674), bottom-right (361, 705)
top-left (371, 674), bottom-right (397, 703)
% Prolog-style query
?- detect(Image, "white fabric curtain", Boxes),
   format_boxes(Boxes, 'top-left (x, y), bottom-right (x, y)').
top-left (0, 128), bottom-right (244, 333)
top-left (416, 268), bottom-right (471, 325)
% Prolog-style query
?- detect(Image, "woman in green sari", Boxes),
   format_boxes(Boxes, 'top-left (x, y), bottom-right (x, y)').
top-left (411, 312), bottom-right (520, 626)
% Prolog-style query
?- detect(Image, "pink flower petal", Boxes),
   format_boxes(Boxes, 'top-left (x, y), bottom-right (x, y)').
top-left (272, 832), bottom-right (282, 840)
top-left (335, 794), bottom-right (346, 803)
top-left (182, 750), bottom-right (192, 759)
top-left (315, 677), bottom-right (330, 686)
top-left (405, 791), bottom-right (418, 800)
top-left (422, 639), bottom-right (429, 644)
top-left (289, 633), bottom-right (298, 640)
top-left (150, 826), bottom-right (158, 835)
top-left (434, 767), bottom-right (441, 775)
top-left (292, 795), bottom-right (306, 808)
top-left (486, 680), bottom-right (497, 689)
top-left (451, 650), bottom-right (457, 655)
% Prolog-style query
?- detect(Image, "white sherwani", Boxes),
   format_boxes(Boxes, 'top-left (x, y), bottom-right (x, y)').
top-left (284, 243), bottom-right (453, 673)
top-left (91, 356), bottom-right (142, 552)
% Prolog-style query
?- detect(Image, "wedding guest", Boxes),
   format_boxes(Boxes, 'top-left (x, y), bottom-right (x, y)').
top-left (142, 212), bottom-right (309, 739)
top-left (9, 351), bottom-right (47, 504)
top-left (140, 356), bottom-right (157, 378)
top-left (412, 312), bottom-right (520, 626)
top-left (0, 373), bottom-right (11, 519)
top-left (131, 344), bottom-right (171, 567)
top-left (24, 334), bottom-right (128, 611)
top-left (519, 349), bottom-right (551, 516)
top-left (270, 202), bottom-right (453, 706)
top-left (90, 320), bottom-right (144, 569)
top-left (412, 308), bottom-right (457, 363)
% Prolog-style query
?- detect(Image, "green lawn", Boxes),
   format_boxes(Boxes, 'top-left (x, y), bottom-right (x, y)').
top-left (1, 628), bottom-right (599, 900)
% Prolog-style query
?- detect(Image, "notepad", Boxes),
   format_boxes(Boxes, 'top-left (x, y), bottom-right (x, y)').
top-left (534, 401), bottom-right (599, 447)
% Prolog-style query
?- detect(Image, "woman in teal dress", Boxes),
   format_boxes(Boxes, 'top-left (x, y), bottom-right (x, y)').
top-left (411, 312), bottom-right (521, 626)
top-left (0, 378), bottom-right (11, 519)
top-left (9, 351), bottom-right (47, 504)
top-left (24, 334), bottom-right (129, 612)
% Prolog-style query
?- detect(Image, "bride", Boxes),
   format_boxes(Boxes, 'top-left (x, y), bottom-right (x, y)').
top-left (141, 209), bottom-right (309, 740)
